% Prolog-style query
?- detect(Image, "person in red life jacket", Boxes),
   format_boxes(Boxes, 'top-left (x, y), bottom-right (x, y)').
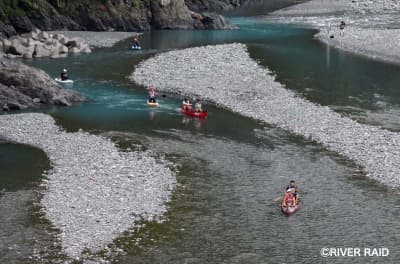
top-left (286, 180), bottom-right (299, 204)
top-left (182, 97), bottom-right (192, 111)
top-left (148, 86), bottom-right (158, 103)
top-left (282, 188), bottom-right (296, 207)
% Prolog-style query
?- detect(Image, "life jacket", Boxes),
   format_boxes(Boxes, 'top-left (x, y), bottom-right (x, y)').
top-left (284, 193), bottom-right (294, 204)
top-left (149, 91), bottom-right (156, 98)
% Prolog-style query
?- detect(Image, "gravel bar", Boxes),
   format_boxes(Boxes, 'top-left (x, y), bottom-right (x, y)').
top-left (132, 43), bottom-right (400, 188)
top-left (0, 113), bottom-right (176, 260)
top-left (47, 31), bottom-right (140, 48)
top-left (268, 0), bottom-right (400, 64)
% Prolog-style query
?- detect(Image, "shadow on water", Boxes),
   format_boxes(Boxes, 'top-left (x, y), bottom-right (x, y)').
top-left (0, 143), bottom-right (49, 192)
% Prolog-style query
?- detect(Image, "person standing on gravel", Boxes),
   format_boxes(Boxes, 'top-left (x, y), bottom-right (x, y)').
top-left (339, 21), bottom-right (346, 36)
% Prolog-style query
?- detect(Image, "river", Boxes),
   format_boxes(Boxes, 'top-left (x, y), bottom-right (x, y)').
top-left (1, 4), bottom-right (400, 264)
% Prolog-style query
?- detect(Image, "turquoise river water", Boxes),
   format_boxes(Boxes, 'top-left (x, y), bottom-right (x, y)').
top-left (1, 9), bottom-right (400, 264)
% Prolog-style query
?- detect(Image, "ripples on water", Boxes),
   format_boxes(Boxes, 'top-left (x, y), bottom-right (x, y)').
top-left (2, 14), bottom-right (400, 263)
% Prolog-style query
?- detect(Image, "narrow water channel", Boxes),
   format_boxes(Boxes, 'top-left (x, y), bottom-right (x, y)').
top-left (2, 8), bottom-right (400, 264)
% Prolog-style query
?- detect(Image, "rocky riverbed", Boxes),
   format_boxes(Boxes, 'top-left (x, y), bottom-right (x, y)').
top-left (0, 113), bottom-right (176, 260)
top-left (132, 43), bottom-right (400, 188)
top-left (267, 0), bottom-right (400, 64)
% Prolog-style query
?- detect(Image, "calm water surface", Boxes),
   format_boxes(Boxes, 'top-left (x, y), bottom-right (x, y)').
top-left (1, 10), bottom-right (400, 264)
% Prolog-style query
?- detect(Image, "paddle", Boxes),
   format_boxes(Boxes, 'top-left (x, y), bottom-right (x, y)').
top-left (274, 196), bottom-right (282, 202)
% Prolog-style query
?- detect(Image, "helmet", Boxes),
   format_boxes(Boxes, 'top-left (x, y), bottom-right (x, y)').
top-left (63, 69), bottom-right (67, 73)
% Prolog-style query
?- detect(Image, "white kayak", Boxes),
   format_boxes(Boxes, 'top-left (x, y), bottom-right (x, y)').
top-left (55, 78), bottom-right (74, 84)
top-left (132, 45), bottom-right (142, 50)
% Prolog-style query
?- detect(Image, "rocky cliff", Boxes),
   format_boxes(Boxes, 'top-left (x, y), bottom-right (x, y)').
top-left (0, 0), bottom-right (236, 38)
top-left (0, 53), bottom-right (85, 111)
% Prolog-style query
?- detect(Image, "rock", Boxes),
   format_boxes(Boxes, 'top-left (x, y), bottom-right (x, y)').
top-left (79, 44), bottom-right (91, 53)
top-left (0, 41), bottom-right (3, 52)
top-left (0, 58), bottom-right (85, 111)
top-left (0, 21), bottom-right (17, 38)
top-left (8, 39), bottom-right (34, 56)
top-left (5, 53), bottom-right (16, 59)
top-left (2, 39), bottom-right (11, 51)
top-left (21, 31), bottom-right (39, 40)
top-left (34, 43), bottom-right (53, 57)
top-left (59, 45), bottom-right (68, 54)
top-left (68, 47), bottom-right (80, 54)
top-left (52, 96), bottom-right (71, 106)
top-left (151, 0), bottom-right (194, 29)
top-left (52, 33), bottom-right (65, 41)
top-left (58, 36), bottom-right (70, 45)
top-left (200, 12), bottom-right (237, 30)
top-left (22, 52), bottom-right (33, 59)
top-left (66, 38), bottom-right (80, 48)
top-left (38, 31), bottom-right (50, 41)
top-left (9, 16), bottom-right (33, 33)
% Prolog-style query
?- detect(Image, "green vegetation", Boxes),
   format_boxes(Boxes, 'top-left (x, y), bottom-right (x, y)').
top-left (0, 0), bottom-right (49, 18)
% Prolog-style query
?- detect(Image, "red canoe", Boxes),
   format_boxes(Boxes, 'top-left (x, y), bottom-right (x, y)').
top-left (181, 108), bottom-right (208, 118)
top-left (281, 202), bottom-right (301, 216)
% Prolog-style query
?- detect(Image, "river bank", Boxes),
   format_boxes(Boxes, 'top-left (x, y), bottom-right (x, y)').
top-left (0, 113), bottom-right (176, 260)
top-left (47, 31), bottom-right (140, 48)
top-left (132, 43), bottom-right (400, 188)
top-left (268, 0), bottom-right (400, 64)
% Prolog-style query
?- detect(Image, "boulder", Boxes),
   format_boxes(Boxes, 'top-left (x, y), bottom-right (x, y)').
top-left (81, 45), bottom-right (91, 53)
top-left (52, 34), bottom-right (65, 41)
top-left (68, 47), bottom-right (80, 54)
top-left (59, 37), bottom-right (70, 45)
top-left (2, 39), bottom-right (11, 51)
top-left (200, 12), bottom-right (237, 30)
top-left (21, 31), bottom-right (39, 40)
top-left (59, 45), bottom-right (69, 54)
top-left (34, 43), bottom-right (53, 57)
top-left (5, 54), bottom-right (16, 59)
top-left (0, 58), bottom-right (85, 112)
top-left (22, 52), bottom-right (33, 59)
top-left (66, 38), bottom-right (80, 48)
top-left (38, 31), bottom-right (50, 41)
top-left (151, 0), bottom-right (194, 29)
top-left (8, 39), bottom-right (35, 56)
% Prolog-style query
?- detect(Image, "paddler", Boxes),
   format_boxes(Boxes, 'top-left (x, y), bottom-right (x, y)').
top-left (282, 188), bottom-right (296, 207)
top-left (286, 180), bottom-right (299, 204)
top-left (194, 99), bottom-right (202, 113)
top-left (132, 36), bottom-right (141, 48)
top-left (182, 97), bottom-right (192, 111)
top-left (60, 68), bottom-right (68, 81)
top-left (148, 86), bottom-right (157, 103)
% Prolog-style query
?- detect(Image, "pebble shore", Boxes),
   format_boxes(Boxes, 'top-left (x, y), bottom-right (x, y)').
top-left (0, 113), bottom-right (176, 260)
top-left (132, 43), bottom-right (400, 188)
top-left (47, 31), bottom-right (140, 48)
top-left (268, 0), bottom-right (400, 64)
